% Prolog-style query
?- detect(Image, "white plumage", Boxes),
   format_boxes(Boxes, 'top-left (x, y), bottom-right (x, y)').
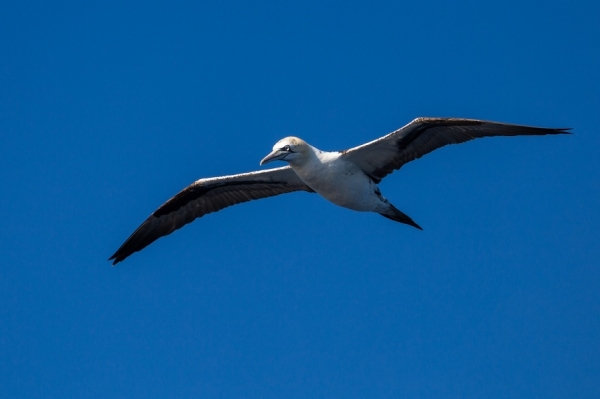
top-left (110, 117), bottom-right (569, 264)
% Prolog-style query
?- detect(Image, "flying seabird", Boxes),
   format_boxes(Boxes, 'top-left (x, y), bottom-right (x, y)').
top-left (109, 117), bottom-right (569, 264)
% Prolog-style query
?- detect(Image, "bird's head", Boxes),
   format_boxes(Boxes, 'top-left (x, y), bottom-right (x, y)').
top-left (260, 137), bottom-right (310, 166)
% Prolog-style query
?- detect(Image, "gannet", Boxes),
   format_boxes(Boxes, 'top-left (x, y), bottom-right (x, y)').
top-left (109, 117), bottom-right (569, 264)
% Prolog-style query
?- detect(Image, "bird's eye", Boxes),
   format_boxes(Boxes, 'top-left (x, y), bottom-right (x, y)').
top-left (282, 145), bottom-right (291, 152)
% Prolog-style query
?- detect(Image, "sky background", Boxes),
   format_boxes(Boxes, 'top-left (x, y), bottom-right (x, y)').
top-left (1, 0), bottom-right (599, 397)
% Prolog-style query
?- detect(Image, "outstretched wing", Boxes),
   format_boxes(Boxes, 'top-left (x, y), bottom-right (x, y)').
top-left (109, 166), bottom-right (313, 265)
top-left (341, 117), bottom-right (570, 183)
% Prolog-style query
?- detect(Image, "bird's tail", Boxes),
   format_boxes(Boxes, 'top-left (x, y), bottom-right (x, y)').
top-left (380, 204), bottom-right (423, 230)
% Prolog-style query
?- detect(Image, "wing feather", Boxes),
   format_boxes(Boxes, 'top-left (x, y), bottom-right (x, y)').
top-left (109, 166), bottom-right (313, 265)
top-left (341, 117), bottom-right (570, 183)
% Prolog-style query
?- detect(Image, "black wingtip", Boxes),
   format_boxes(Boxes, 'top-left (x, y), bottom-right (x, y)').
top-left (556, 127), bottom-right (572, 134)
top-left (108, 253), bottom-right (122, 266)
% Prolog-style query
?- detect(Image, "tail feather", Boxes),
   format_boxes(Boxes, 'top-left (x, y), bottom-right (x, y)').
top-left (380, 204), bottom-right (423, 230)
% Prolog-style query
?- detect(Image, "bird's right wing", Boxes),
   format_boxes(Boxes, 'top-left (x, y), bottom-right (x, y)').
top-left (109, 166), bottom-right (313, 265)
top-left (341, 118), bottom-right (570, 183)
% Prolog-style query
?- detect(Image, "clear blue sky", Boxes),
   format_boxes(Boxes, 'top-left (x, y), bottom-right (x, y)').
top-left (1, 0), bottom-right (599, 397)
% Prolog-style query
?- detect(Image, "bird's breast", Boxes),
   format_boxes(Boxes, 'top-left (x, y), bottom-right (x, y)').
top-left (293, 158), bottom-right (383, 212)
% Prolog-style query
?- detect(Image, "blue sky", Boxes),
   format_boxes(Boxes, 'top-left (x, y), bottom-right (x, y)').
top-left (1, 0), bottom-right (599, 397)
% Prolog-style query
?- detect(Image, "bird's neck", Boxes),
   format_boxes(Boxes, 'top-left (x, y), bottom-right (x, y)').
top-left (287, 146), bottom-right (340, 182)
top-left (287, 145), bottom-right (321, 169)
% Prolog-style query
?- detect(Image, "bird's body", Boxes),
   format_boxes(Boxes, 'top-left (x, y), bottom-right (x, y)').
top-left (109, 117), bottom-right (570, 265)
top-left (281, 141), bottom-right (382, 212)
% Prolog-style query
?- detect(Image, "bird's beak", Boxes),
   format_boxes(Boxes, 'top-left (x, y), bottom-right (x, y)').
top-left (260, 150), bottom-right (288, 165)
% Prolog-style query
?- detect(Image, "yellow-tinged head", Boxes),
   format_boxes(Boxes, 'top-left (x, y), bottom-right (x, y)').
top-left (260, 137), bottom-right (311, 166)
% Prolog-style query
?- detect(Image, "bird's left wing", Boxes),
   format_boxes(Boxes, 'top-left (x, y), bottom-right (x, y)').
top-left (340, 117), bottom-right (570, 183)
top-left (109, 166), bottom-right (313, 265)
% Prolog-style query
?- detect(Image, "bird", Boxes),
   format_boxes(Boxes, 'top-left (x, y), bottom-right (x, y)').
top-left (109, 117), bottom-right (570, 265)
